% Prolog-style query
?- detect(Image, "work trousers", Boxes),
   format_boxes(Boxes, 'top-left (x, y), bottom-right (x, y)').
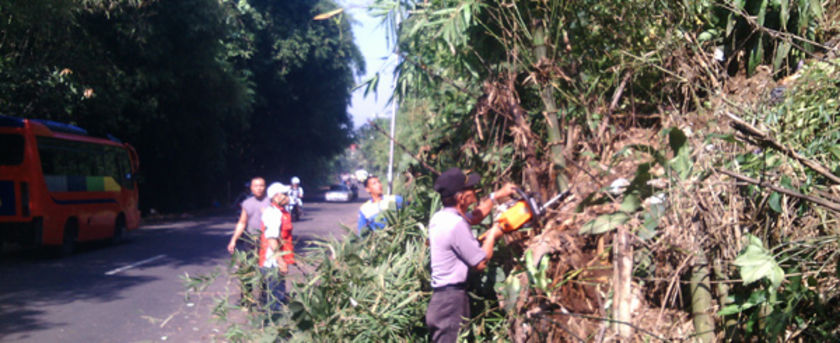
top-left (425, 288), bottom-right (469, 343)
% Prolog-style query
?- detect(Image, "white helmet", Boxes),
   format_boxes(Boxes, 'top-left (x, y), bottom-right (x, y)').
top-left (291, 176), bottom-right (300, 184)
top-left (267, 182), bottom-right (290, 198)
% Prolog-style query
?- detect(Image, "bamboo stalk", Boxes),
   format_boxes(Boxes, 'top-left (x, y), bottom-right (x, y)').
top-left (691, 252), bottom-right (715, 343)
top-left (612, 227), bottom-right (633, 339)
top-left (532, 20), bottom-right (568, 193)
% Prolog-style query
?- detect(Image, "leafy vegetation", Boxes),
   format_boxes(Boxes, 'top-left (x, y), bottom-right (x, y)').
top-left (0, 0), bottom-right (363, 211)
top-left (342, 0), bottom-right (840, 341)
top-left (179, 0), bottom-right (840, 341)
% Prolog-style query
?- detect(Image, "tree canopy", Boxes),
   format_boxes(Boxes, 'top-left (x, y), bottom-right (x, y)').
top-left (0, 0), bottom-right (363, 211)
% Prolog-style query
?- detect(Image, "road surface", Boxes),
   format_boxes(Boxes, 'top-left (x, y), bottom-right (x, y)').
top-left (0, 196), bottom-right (363, 342)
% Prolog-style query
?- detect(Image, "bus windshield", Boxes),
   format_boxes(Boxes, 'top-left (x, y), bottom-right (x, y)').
top-left (0, 134), bottom-right (24, 165)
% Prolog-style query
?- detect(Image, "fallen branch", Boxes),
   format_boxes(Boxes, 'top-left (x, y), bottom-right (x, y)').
top-left (717, 169), bottom-right (840, 213)
top-left (367, 120), bottom-right (441, 175)
top-left (725, 112), bottom-right (840, 185)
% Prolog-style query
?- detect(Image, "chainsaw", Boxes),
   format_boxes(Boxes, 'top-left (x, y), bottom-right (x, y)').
top-left (478, 188), bottom-right (572, 241)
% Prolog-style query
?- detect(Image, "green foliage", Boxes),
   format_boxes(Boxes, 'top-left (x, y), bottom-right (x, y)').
top-left (718, 234), bottom-right (840, 340)
top-left (0, 0), bottom-right (363, 211)
top-left (695, 0), bottom-right (827, 75)
top-left (764, 59), bottom-right (840, 181)
top-left (524, 251), bottom-right (552, 291)
top-left (354, 118), bottom-right (393, 179)
top-left (733, 234), bottom-right (785, 290)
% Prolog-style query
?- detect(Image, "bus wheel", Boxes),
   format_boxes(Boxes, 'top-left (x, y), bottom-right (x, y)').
top-left (60, 220), bottom-right (78, 256)
top-left (111, 216), bottom-right (126, 244)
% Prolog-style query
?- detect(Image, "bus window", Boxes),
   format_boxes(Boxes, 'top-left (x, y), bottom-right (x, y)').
top-left (37, 137), bottom-right (125, 192)
top-left (0, 134), bottom-right (25, 165)
top-left (103, 147), bottom-right (133, 190)
top-left (116, 150), bottom-right (134, 189)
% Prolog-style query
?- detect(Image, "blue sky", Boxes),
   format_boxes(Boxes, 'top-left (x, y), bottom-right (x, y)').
top-left (339, 0), bottom-right (396, 128)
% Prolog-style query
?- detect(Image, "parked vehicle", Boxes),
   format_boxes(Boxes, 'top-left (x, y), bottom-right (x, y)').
top-left (324, 184), bottom-right (353, 202)
top-left (0, 115), bottom-right (140, 255)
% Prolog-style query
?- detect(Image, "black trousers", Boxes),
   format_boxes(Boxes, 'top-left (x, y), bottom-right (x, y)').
top-left (426, 288), bottom-right (469, 343)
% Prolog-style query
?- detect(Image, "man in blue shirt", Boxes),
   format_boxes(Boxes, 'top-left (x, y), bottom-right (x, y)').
top-left (357, 176), bottom-right (403, 235)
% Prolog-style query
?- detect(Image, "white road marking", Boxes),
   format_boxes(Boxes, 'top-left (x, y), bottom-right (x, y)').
top-left (104, 254), bottom-right (167, 275)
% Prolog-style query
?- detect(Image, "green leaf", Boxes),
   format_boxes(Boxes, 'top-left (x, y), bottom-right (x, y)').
top-left (619, 193), bottom-right (641, 212)
top-left (669, 148), bottom-right (693, 180)
top-left (502, 274), bottom-right (521, 311)
top-left (808, 0), bottom-right (823, 19)
top-left (734, 235), bottom-right (785, 289)
top-left (748, 36), bottom-right (764, 74)
top-left (718, 304), bottom-right (743, 316)
top-left (638, 211), bottom-right (660, 240)
top-left (537, 255), bottom-right (551, 290)
top-left (718, 291), bottom-right (768, 316)
top-left (780, 0), bottom-right (790, 28)
top-left (757, 0), bottom-right (769, 26)
top-left (768, 192), bottom-right (782, 213)
top-left (667, 127), bottom-right (687, 154)
top-left (773, 41), bottom-right (792, 71)
top-left (579, 212), bottom-right (630, 235)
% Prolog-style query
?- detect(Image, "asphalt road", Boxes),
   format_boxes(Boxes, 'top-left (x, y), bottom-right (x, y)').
top-left (0, 196), bottom-right (363, 342)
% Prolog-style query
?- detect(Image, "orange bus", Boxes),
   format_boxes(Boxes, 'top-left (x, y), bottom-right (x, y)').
top-left (0, 115), bottom-right (140, 254)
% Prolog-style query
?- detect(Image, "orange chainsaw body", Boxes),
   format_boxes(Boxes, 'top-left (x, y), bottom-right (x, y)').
top-left (497, 200), bottom-right (533, 233)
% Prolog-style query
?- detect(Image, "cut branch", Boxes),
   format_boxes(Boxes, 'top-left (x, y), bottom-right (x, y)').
top-left (717, 169), bottom-right (840, 213)
top-left (726, 112), bottom-right (840, 185)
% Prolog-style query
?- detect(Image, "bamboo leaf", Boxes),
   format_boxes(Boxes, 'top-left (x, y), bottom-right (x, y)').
top-left (773, 41), bottom-right (792, 71)
top-left (748, 36), bottom-right (764, 74)
top-left (808, 0), bottom-right (823, 19)
top-left (780, 0), bottom-right (789, 28)
top-left (757, 0), bottom-right (768, 26)
top-left (313, 8), bottom-right (343, 21)
top-left (503, 273), bottom-right (521, 311)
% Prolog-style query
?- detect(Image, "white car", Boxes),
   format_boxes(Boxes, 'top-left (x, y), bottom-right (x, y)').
top-left (325, 184), bottom-right (353, 202)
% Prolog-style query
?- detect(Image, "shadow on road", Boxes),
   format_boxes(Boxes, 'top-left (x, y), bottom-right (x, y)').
top-left (0, 197), bottom-right (360, 342)
top-left (0, 212), bottom-right (237, 341)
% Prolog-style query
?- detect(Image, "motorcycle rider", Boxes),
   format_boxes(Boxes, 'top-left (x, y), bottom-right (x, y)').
top-left (288, 176), bottom-right (304, 220)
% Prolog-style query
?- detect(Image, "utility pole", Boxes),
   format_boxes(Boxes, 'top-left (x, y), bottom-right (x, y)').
top-left (386, 10), bottom-right (402, 195)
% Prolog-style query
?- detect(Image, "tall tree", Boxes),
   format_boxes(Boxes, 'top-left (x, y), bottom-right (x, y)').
top-left (0, 0), bottom-right (363, 211)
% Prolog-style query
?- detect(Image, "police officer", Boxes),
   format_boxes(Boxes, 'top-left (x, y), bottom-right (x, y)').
top-left (426, 167), bottom-right (516, 342)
